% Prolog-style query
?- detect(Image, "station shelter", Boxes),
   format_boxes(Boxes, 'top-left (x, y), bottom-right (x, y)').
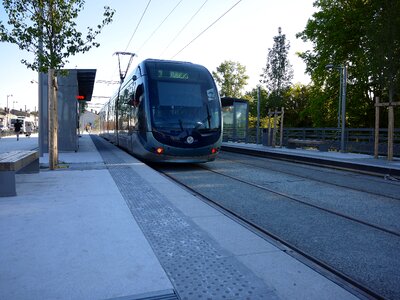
top-left (38, 69), bottom-right (96, 154)
top-left (221, 97), bottom-right (249, 143)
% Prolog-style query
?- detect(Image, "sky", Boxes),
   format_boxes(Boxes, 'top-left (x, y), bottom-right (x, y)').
top-left (0, 0), bottom-right (316, 112)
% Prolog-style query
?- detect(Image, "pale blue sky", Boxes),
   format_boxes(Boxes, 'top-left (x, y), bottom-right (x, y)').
top-left (0, 0), bottom-right (316, 111)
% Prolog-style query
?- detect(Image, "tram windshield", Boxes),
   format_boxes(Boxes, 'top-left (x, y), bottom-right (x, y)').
top-left (146, 62), bottom-right (221, 133)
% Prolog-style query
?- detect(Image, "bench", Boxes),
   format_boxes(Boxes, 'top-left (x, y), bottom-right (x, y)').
top-left (287, 138), bottom-right (329, 152)
top-left (0, 150), bottom-right (39, 197)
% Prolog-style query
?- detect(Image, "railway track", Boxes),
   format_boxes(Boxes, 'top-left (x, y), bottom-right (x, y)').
top-left (219, 152), bottom-right (400, 201)
top-left (152, 152), bottom-right (400, 300)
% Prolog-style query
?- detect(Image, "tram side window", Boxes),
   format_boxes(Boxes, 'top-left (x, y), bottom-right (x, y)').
top-left (119, 89), bottom-right (130, 132)
top-left (128, 83), bottom-right (145, 131)
top-left (135, 84), bottom-right (146, 133)
top-left (108, 99), bottom-right (115, 131)
top-left (135, 84), bottom-right (144, 107)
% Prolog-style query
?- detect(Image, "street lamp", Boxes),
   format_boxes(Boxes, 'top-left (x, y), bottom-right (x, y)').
top-left (6, 94), bottom-right (13, 127)
top-left (325, 64), bottom-right (347, 152)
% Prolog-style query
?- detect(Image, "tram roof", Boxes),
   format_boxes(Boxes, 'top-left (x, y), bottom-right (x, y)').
top-left (221, 97), bottom-right (249, 107)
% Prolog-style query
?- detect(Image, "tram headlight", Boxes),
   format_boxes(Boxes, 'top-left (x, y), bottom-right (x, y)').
top-left (155, 147), bottom-right (164, 155)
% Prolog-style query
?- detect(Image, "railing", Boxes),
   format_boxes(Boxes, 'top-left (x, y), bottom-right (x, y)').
top-left (223, 127), bottom-right (400, 157)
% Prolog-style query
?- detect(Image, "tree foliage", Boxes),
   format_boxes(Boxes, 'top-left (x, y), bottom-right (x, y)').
top-left (284, 84), bottom-right (314, 127)
top-left (244, 86), bottom-right (268, 126)
top-left (0, 0), bottom-right (114, 169)
top-left (297, 0), bottom-right (400, 127)
top-left (212, 60), bottom-right (249, 98)
top-left (0, 0), bottom-right (115, 72)
top-left (260, 27), bottom-right (293, 107)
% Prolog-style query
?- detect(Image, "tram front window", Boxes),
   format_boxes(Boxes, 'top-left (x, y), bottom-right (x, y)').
top-left (151, 81), bottom-right (220, 132)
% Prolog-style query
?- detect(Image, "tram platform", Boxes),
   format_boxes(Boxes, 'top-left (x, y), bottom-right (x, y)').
top-left (222, 141), bottom-right (400, 177)
top-left (0, 133), bottom-right (373, 300)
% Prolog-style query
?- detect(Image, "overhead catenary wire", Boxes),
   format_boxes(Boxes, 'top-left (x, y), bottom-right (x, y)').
top-left (102, 0), bottom-right (241, 98)
top-left (124, 0), bottom-right (152, 52)
top-left (137, 0), bottom-right (185, 54)
top-left (160, 0), bottom-right (208, 57)
top-left (92, 1), bottom-right (242, 112)
top-left (106, 1), bottom-right (151, 88)
top-left (171, 0), bottom-right (243, 59)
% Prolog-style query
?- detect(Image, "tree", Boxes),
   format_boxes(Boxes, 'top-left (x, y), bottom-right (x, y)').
top-left (297, 0), bottom-right (400, 127)
top-left (243, 86), bottom-right (268, 127)
top-left (284, 84), bottom-right (313, 127)
top-left (212, 60), bottom-right (249, 98)
top-left (0, 0), bottom-right (114, 169)
top-left (260, 27), bottom-right (293, 108)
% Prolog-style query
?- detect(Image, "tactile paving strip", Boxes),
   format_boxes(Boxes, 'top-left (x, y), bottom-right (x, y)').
top-left (92, 136), bottom-right (277, 300)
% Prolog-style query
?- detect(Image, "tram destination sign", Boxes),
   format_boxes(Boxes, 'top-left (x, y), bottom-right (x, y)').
top-left (157, 70), bottom-right (189, 80)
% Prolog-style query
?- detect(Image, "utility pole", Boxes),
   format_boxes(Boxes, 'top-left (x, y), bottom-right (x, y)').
top-left (256, 86), bottom-right (261, 144)
top-left (340, 65), bottom-right (347, 153)
top-left (325, 64), bottom-right (347, 152)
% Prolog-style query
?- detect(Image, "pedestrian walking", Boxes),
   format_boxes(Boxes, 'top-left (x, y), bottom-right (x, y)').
top-left (14, 120), bottom-right (22, 141)
top-left (85, 123), bottom-right (92, 133)
top-left (25, 122), bottom-right (33, 137)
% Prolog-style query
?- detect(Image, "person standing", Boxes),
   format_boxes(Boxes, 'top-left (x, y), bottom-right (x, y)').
top-left (14, 120), bottom-right (22, 141)
top-left (25, 122), bottom-right (33, 137)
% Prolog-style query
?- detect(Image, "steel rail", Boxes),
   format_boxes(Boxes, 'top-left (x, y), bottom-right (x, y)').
top-left (198, 164), bottom-right (400, 238)
top-left (156, 167), bottom-right (385, 300)
top-left (218, 153), bottom-right (400, 201)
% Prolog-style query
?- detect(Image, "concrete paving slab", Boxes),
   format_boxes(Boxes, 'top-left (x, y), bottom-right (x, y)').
top-left (0, 134), bottom-right (38, 152)
top-left (237, 251), bottom-right (360, 300)
top-left (192, 214), bottom-right (279, 255)
top-left (149, 179), bottom-right (224, 218)
top-left (0, 135), bottom-right (173, 300)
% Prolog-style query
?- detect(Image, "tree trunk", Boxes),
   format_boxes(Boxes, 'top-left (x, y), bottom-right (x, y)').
top-left (48, 69), bottom-right (58, 170)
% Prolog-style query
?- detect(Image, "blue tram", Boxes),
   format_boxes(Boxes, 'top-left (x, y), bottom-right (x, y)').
top-left (99, 59), bottom-right (222, 163)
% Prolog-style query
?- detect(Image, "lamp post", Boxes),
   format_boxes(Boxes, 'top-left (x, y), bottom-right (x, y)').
top-left (6, 94), bottom-right (13, 128)
top-left (325, 64), bottom-right (347, 152)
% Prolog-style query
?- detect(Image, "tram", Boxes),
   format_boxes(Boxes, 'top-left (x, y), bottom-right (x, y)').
top-left (99, 59), bottom-right (222, 163)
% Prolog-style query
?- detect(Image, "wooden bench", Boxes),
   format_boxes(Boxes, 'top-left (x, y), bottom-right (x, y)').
top-left (0, 150), bottom-right (39, 197)
top-left (287, 138), bottom-right (329, 152)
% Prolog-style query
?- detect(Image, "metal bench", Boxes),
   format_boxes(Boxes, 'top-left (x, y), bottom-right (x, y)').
top-left (287, 138), bottom-right (329, 152)
top-left (0, 150), bottom-right (39, 197)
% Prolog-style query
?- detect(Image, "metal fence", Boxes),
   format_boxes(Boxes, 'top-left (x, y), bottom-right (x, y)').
top-left (223, 127), bottom-right (400, 157)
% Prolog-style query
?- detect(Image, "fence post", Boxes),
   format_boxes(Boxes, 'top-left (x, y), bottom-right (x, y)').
top-left (267, 109), bottom-right (272, 146)
top-left (388, 105), bottom-right (394, 161)
top-left (272, 109), bottom-right (277, 147)
top-left (374, 97), bottom-right (380, 158)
